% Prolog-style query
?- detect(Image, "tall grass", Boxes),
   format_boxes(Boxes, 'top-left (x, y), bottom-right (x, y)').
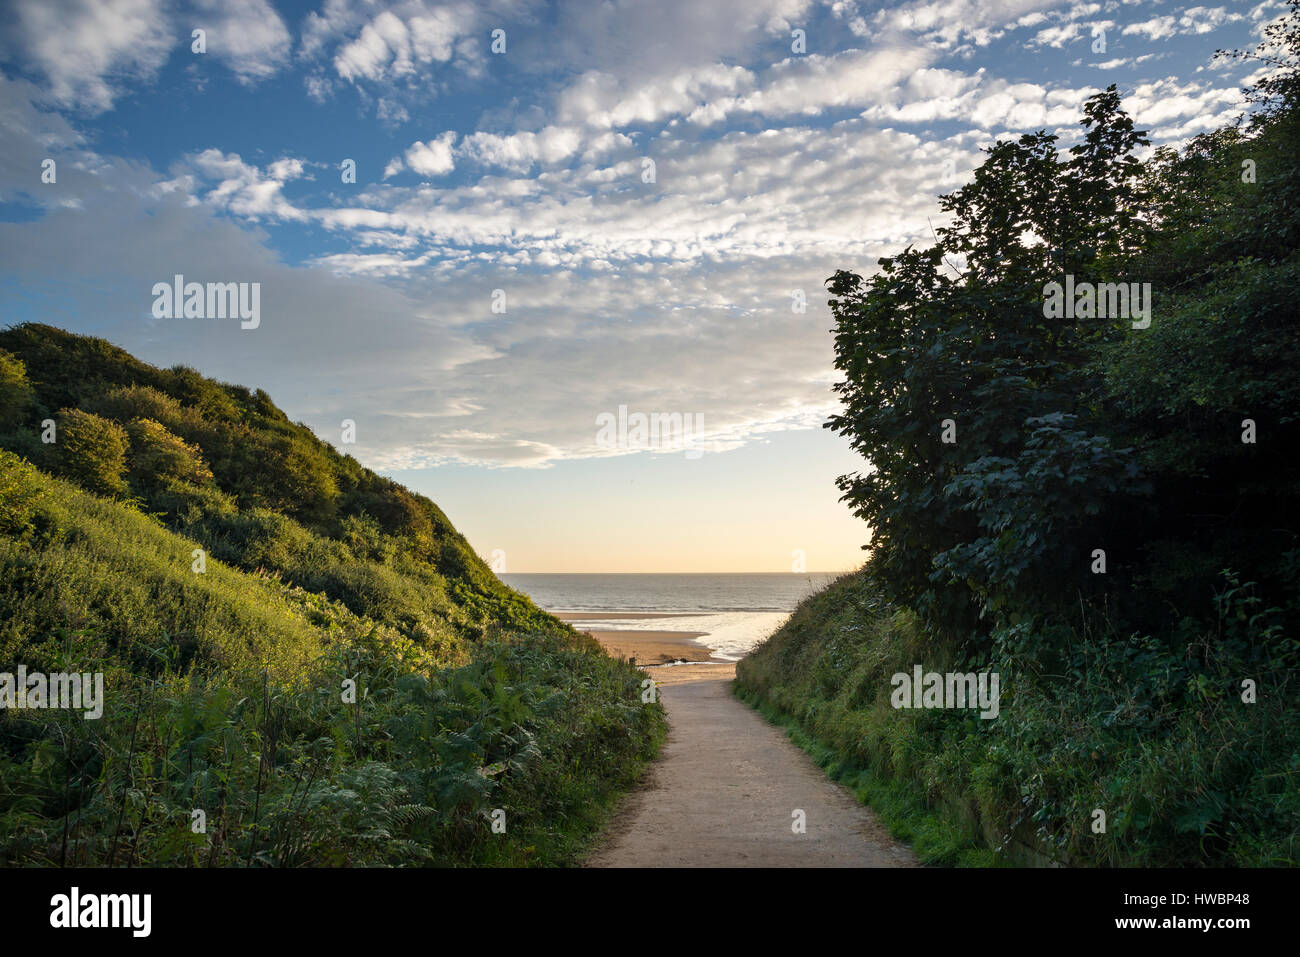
top-left (736, 570), bottom-right (1299, 867)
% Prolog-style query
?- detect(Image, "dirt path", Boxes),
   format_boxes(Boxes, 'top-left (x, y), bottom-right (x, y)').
top-left (586, 663), bottom-right (918, 867)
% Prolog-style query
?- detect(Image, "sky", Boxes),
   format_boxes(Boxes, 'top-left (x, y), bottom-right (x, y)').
top-left (0, 0), bottom-right (1284, 572)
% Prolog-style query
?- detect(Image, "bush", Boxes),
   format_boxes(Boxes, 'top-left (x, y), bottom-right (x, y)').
top-left (50, 408), bottom-right (129, 496)
top-left (92, 383), bottom-right (188, 427)
top-left (0, 450), bottom-right (44, 538)
top-left (150, 476), bottom-right (238, 526)
top-left (0, 324), bottom-right (526, 652)
top-left (737, 571), bottom-right (1300, 866)
top-left (125, 417), bottom-right (214, 488)
top-left (0, 349), bottom-right (33, 428)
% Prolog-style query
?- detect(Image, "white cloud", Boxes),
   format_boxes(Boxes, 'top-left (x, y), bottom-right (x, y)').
top-left (2, 0), bottom-right (174, 112)
top-left (557, 64), bottom-right (756, 131)
top-left (1124, 75), bottom-right (1242, 128)
top-left (684, 47), bottom-right (934, 126)
top-left (455, 127), bottom-right (582, 171)
top-left (267, 157), bottom-right (307, 182)
top-left (0, 0), bottom-right (292, 111)
top-left (861, 0), bottom-right (1065, 49)
top-left (1029, 16), bottom-right (1114, 48)
top-left (190, 0), bottom-right (291, 82)
top-left (0, 0), bottom-right (1270, 471)
top-left (335, 10), bottom-right (414, 82)
top-left (1124, 15), bottom-right (1179, 40)
top-left (525, 0), bottom-right (812, 79)
top-left (1123, 6), bottom-right (1245, 41)
top-left (306, 0), bottom-right (483, 86)
top-left (403, 131), bottom-right (458, 176)
top-left (185, 148), bottom-right (305, 220)
top-left (1032, 22), bottom-right (1083, 47)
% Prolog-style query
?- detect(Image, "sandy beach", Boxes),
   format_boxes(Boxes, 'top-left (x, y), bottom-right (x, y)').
top-left (556, 612), bottom-right (726, 664)
top-left (556, 612), bottom-right (702, 621)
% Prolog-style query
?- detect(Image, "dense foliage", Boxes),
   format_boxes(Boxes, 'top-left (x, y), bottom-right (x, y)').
top-left (740, 7), bottom-right (1300, 865)
top-left (0, 332), bottom-right (665, 866)
top-left (738, 570), bottom-right (1297, 866)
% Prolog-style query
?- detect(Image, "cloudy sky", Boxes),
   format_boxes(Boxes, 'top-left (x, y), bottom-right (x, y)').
top-left (0, 0), bottom-right (1283, 571)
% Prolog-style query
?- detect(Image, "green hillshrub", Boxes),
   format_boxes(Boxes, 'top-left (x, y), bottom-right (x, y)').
top-left (51, 408), bottom-right (129, 497)
top-left (737, 571), bottom-right (1299, 867)
top-left (125, 417), bottom-right (214, 489)
top-left (0, 349), bottom-right (33, 428)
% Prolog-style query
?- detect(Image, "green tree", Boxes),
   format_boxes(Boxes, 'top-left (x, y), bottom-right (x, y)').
top-left (826, 87), bottom-right (1153, 640)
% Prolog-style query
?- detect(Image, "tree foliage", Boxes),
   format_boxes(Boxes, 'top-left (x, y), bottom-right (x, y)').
top-left (827, 10), bottom-right (1300, 662)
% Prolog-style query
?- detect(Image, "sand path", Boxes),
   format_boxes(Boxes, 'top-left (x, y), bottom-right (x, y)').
top-left (586, 663), bottom-right (918, 867)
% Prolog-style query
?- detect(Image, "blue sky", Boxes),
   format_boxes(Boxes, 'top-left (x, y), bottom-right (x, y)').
top-left (0, 0), bottom-right (1284, 571)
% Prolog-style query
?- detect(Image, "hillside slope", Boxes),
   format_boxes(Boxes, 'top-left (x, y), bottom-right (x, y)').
top-left (0, 323), bottom-right (550, 651)
top-left (0, 326), bottom-right (665, 866)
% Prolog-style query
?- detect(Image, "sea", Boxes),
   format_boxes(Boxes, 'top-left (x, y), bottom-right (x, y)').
top-left (500, 572), bottom-right (844, 661)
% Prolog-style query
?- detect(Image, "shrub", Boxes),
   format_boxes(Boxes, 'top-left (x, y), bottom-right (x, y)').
top-left (0, 457), bottom-right (666, 867)
top-left (92, 383), bottom-right (187, 427)
top-left (50, 408), bottom-right (129, 496)
top-left (150, 476), bottom-right (238, 526)
top-left (125, 417), bottom-right (214, 488)
top-left (0, 349), bottom-right (33, 428)
top-left (0, 450), bottom-right (44, 538)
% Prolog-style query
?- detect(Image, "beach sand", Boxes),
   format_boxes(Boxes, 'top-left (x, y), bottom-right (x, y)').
top-left (639, 661), bottom-right (737, 683)
top-left (582, 629), bottom-right (719, 664)
top-left (556, 612), bottom-right (725, 664)
top-left (556, 612), bottom-right (702, 621)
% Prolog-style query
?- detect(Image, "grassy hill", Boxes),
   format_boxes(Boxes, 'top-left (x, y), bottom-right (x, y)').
top-left (0, 324), bottom-right (664, 866)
